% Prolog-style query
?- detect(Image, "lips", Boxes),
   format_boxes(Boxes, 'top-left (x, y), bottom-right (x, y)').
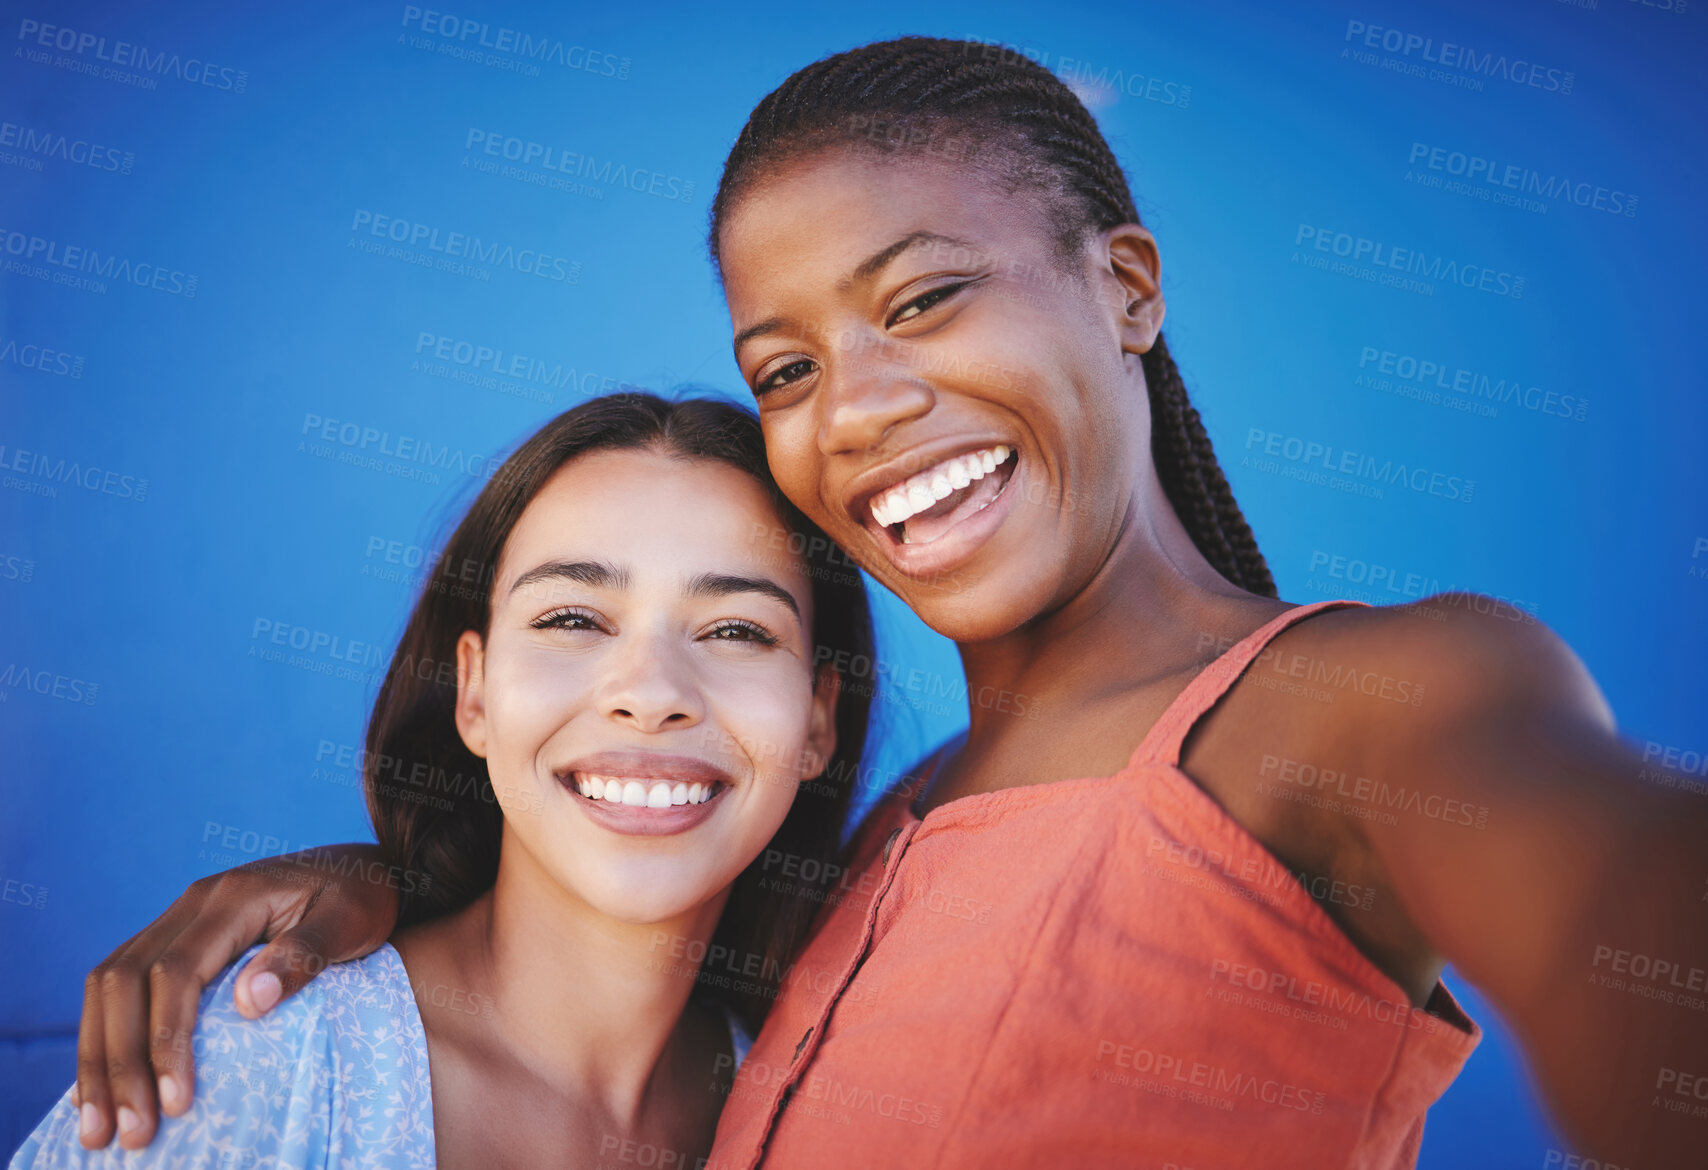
top-left (555, 752), bottom-right (733, 836)
top-left (868, 444), bottom-right (1014, 540)
top-left (844, 440), bottom-right (1021, 579)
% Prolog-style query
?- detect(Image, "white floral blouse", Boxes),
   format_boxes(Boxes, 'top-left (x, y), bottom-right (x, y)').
top-left (12, 943), bottom-right (753, 1169)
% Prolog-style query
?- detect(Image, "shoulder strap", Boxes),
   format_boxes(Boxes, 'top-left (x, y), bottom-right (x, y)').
top-left (1128, 599), bottom-right (1368, 770)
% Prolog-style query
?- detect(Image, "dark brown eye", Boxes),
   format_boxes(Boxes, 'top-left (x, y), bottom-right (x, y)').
top-left (755, 359), bottom-right (817, 397)
top-left (889, 281), bottom-right (971, 326)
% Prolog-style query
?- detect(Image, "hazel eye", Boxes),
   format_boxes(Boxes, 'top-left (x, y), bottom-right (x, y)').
top-left (702, 620), bottom-right (778, 646)
top-left (889, 281), bottom-right (971, 326)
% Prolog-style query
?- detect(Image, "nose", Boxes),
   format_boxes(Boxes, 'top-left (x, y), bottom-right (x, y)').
top-left (818, 344), bottom-right (935, 455)
top-left (595, 631), bottom-right (704, 734)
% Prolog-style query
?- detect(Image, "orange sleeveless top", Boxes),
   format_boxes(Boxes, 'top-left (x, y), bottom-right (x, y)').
top-left (708, 600), bottom-right (1480, 1169)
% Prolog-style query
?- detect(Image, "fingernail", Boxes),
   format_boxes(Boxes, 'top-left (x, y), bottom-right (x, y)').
top-left (78, 1103), bottom-right (99, 1138)
top-left (158, 1073), bottom-right (184, 1112)
top-left (249, 971), bottom-right (282, 1013)
top-left (117, 1106), bottom-right (142, 1135)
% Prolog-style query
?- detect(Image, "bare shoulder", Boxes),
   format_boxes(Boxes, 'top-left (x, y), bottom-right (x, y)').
top-left (1175, 594), bottom-right (1628, 1004)
top-left (1311, 594), bottom-right (1605, 710)
top-left (1273, 594), bottom-right (1614, 737)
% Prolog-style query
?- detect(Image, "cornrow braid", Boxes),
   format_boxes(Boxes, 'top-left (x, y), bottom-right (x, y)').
top-left (709, 36), bottom-right (1276, 598)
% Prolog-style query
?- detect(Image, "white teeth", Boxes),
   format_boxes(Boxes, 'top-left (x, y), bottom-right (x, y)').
top-left (576, 774), bottom-right (718, 807)
top-left (868, 445), bottom-right (1015, 529)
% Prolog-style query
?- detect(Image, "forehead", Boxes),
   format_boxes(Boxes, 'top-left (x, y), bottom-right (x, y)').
top-left (718, 147), bottom-right (1061, 311)
top-left (498, 448), bottom-right (805, 590)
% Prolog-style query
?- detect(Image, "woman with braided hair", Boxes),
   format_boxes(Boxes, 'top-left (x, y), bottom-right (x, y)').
top-left (67, 36), bottom-right (1703, 1170)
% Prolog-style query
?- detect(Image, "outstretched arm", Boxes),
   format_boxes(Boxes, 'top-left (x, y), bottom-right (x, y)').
top-left (73, 844), bottom-right (400, 1151)
top-left (1359, 597), bottom-right (1706, 1166)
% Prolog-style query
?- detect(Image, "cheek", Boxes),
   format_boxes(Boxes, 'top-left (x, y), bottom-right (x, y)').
top-left (762, 418), bottom-right (832, 523)
top-left (704, 660), bottom-right (818, 784)
top-left (482, 647), bottom-right (592, 761)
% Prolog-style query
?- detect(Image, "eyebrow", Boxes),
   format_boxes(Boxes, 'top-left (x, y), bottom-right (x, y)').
top-left (686, 572), bottom-right (800, 619)
top-left (732, 315), bottom-right (786, 354)
top-left (730, 230), bottom-right (978, 356)
top-left (508, 560), bottom-right (629, 597)
top-left (850, 230), bottom-right (975, 285)
top-left (507, 561), bottom-right (801, 620)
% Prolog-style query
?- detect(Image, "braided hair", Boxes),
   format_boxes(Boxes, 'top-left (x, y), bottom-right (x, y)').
top-left (708, 36), bottom-right (1276, 598)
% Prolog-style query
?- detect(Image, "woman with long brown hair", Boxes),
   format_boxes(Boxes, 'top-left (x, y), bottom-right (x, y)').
top-left (15, 392), bottom-right (873, 1167)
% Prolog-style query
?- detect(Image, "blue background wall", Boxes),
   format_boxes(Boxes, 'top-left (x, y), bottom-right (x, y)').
top-left (3, 0), bottom-right (1704, 1163)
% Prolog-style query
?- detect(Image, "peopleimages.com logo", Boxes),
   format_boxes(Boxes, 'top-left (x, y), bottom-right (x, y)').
top-left (463, 129), bottom-right (695, 203)
top-left (1356, 347), bottom-right (1587, 422)
top-left (1294, 225), bottom-right (1523, 299)
top-left (0, 229), bottom-right (198, 297)
top-left (1342, 20), bottom-right (1574, 95)
top-left (1243, 428), bottom-right (1475, 504)
top-left (349, 210), bottom-right (579, 283)
top-left (399, 7), bottom-right (629, 80)
top-left (1407, 142), bottom-right (1637, 217)
top-left (15, 18), bottom-right (249, 92)
top-left (0, 120), bottom-right (134, 174)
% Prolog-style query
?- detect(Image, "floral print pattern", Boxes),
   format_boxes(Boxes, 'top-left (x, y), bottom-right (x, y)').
top-left (13, 942), bottom-right (753, 1169)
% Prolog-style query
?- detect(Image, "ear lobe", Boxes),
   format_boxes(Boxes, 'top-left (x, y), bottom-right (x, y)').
top-left (1103, 224), bottom-right (1166, 354)
top-left (454, 630), bottom-right (489, 759)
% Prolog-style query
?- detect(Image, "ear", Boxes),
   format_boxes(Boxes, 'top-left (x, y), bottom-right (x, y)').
top-left (1099, 223), bottom-right (1166, 355)
top-left (800, 663), bottom-right (842, 779)
top-left (454, 629), bottom-right (489, 759)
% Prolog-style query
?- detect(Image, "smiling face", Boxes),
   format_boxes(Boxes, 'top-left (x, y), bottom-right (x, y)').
top-left (721, 147), bottom-right (1166, 642)
top-left (452, 447), bottom-right (837, 925)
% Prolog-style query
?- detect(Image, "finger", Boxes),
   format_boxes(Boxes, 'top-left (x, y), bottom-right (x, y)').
top-left (234, 920), bottom-right (332, 1018)
top-left (145, 952), bottom-right (200, 1119)
top-left (233, 856), bottom-right (399, 1016)
top-left (75, 969), bottom-right (116, 1149)
top-left (144, 877), bottom-right (284, 1115)
top-left (76, 886), bottom-right (212, 1146)
top-left (96, 949), bottom-right (161, 1149)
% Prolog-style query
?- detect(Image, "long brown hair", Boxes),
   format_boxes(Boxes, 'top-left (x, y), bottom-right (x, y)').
top-left (709, 36), bottom-right (1277, 597)
top-left (362, 392), bottom-right (874, 1028)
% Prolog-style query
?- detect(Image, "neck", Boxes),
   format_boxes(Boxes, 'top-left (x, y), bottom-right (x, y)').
top-left (415, 833), bottom-right (730, 1127)
top-left (957, 457), bottom-right (1278, 735)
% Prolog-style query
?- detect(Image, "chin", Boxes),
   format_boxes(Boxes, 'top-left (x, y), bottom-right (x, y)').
top-left (906, 570), bottom-right (1061, 644)
top-left (577, 864), bottom-right (725, 926)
